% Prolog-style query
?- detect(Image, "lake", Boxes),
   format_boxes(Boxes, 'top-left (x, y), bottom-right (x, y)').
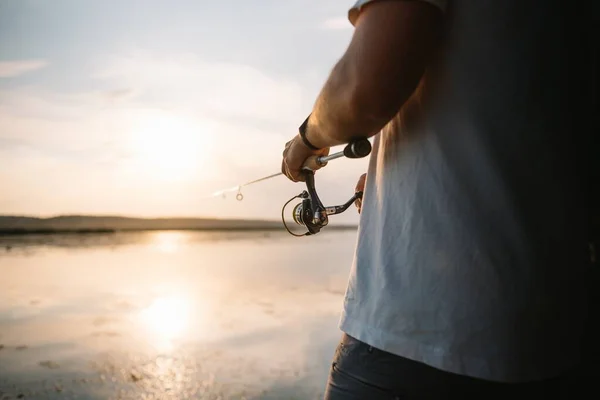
top-left (0, 229), bottom-right (359, 399)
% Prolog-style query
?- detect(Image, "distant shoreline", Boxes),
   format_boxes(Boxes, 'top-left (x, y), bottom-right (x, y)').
top-left (0, 228), bottom-right (116, 235)
top-left (0, 226), bottom-right (358, 236)
top-left (0, 215), bottom-right (358, 235)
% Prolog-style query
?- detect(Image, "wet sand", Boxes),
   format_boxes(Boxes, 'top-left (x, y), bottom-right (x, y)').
top-left (0, 230), bottom-right (357, 399)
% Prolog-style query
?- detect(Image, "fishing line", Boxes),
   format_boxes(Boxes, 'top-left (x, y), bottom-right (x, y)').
top-left (206, 172), bottom-right (283, 201)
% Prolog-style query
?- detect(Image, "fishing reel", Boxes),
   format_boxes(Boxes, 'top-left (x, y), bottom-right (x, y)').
top-left (282, 172), bottom-right (364, 236)
top-left (281, 139), bottom-right (371, 237)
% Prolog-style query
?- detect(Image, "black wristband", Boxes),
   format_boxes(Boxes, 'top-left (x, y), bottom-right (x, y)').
top-left (298, 114), bottom-right (321, 151)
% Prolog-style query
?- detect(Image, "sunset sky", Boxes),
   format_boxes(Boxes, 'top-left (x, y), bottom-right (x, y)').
top-left (0, 0), bottom-right (370, 223)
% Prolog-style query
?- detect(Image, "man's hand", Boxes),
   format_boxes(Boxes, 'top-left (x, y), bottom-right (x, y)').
top-left (281, 134), bottom-right (330, 182)
top-left (355, 173), bottom-right (367, 213)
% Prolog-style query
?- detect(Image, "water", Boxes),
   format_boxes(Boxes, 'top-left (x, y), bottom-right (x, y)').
top-left (0, 229), bottom-right (358, 399)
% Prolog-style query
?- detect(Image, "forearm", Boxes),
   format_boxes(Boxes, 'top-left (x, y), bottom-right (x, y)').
top-left (303, 1), bottom-right (443, 149)
top-left (304, 53), bottom-right (405, 149)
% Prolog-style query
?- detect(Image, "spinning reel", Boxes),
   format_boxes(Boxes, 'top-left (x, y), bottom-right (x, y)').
top-left (282, 138), bottom-right (372, 237)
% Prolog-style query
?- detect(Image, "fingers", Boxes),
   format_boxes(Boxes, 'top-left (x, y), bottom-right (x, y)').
top-left (284, 163), bottom-right (305, 182)
top-left (281, 141), bottom-right (302, 182)
top-left (281, 137), bottom-right (308, 182)
top-left (281, 145), bottom-right (289, 178)
top-left (355, 173), bottom-right (367, 192)
top-left (354, 197), bottom-right (362, 213)
top-left (354, 173), bottom-right (367, 213)
top-left (281, 136), bottom-right (329, 183)
top-left (281, 154), bottom-right (305, 182)
top-left (281, 160), bottom-right (301, 182)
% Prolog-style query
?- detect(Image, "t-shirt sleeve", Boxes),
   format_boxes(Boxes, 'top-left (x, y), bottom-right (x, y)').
top-left (348, 0), bottom-right (447, 26)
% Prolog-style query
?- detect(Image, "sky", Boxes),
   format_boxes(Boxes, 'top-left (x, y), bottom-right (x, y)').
top-left (0, 0), bottom-right (371, 223)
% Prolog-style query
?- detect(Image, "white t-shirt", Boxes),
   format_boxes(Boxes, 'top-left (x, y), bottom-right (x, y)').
top-left (339, 0), bottom-right (595, 383)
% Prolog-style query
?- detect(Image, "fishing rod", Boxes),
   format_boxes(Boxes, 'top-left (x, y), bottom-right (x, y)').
top-left (208, 138), bottom-right (372, 236)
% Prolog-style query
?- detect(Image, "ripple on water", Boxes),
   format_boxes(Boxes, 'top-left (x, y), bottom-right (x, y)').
top-left (1, 345), bottom-right (327, 400)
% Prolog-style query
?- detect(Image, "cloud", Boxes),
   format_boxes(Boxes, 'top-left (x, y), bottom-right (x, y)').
top-left (92, 51), bottom-right (309, 125)
top-left (0, 59), bottom-right (49, 78)
top-left (321, 16), bottom-right (352, 30)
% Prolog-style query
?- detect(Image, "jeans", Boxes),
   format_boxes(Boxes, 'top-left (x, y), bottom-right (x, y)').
top-left (323, 333), bottom-right (591, 399)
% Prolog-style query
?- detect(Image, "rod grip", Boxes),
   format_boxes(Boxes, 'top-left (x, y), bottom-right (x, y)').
top-left (302, 155), bottom-right (326, 171)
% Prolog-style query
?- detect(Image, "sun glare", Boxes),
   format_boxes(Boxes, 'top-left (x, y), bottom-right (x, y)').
top-left (152, 231), bottom-right (185, 253)
top-left (139, 295), bottom-right (191, 350)
top-left (129, 113), bottom-right (213, 181)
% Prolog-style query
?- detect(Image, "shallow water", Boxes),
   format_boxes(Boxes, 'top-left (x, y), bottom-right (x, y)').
top-left (0, 229), bottom-right (358, 399)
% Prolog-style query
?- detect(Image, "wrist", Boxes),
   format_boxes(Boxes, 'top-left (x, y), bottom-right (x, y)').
top-left (298, 114), bottom-right (324, 150)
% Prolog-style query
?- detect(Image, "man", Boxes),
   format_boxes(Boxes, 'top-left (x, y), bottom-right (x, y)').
top-left (282, 0), bottom-right (598, 398)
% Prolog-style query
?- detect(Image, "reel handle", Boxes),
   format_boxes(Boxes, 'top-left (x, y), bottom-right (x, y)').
top-left (343, 138), bottom-right (372, 159)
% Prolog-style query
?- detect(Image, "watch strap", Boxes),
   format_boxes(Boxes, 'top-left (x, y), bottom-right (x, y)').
top-left (298, 114), bottom-right (321, 151)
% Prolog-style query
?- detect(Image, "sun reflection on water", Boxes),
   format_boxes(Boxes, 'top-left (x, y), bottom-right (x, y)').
top-left (151, 231), bottom-right (185, 253)
top-left (139, 295), bottom-right (191, 351)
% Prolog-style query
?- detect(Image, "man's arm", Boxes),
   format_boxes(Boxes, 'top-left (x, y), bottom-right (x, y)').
top-left (304, 0), bottom-right (444, 149)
